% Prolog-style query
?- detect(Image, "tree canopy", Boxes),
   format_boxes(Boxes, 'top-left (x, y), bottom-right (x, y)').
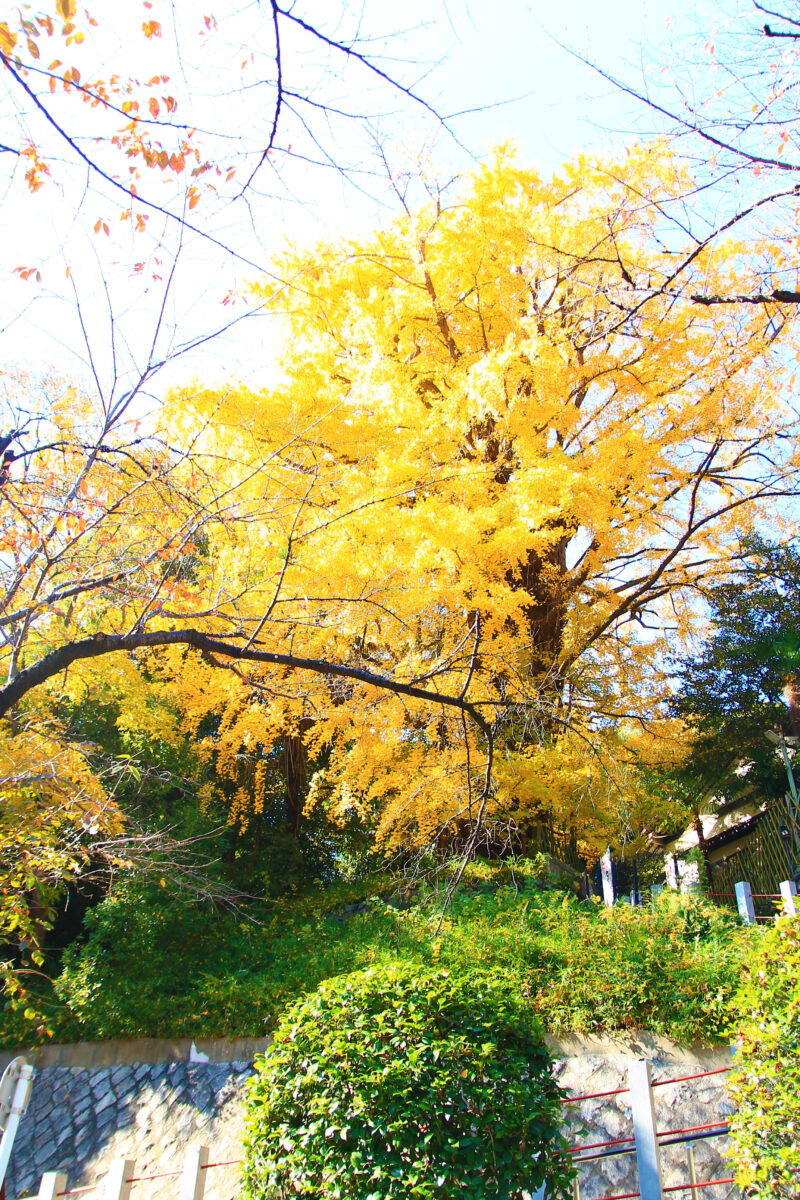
top-left (3, 145), bottom-right (798, 888)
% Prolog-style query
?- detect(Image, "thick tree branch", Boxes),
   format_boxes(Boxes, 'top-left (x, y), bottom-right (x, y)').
top-left (692, 289), bottom-right (800, 305)
top-left (0, 629), bottom-right (493, 738)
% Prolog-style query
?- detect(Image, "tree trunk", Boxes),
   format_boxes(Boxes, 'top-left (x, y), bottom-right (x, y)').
top-left (693, 814), bottom-right (712, 890)
top-left (283, 717), bottom-right (314, 839)
top-left (784, 673), bottom-right (800, 744)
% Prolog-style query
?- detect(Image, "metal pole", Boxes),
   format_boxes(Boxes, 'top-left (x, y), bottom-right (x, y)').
top-left (687, 1145), bottom-right (697, 1189)
top-left (777, 733), bottom-right (800, 866)
top-left (628, 1059), bottom-right (664, 1200)
top-left (778, 732), bottom-right (799, 815)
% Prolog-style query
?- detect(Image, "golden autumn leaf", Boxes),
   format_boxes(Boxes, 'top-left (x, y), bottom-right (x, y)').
top-left (0, 23), bottom-right (17, 55)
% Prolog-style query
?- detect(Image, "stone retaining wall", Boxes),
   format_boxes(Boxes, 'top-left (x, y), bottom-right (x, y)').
top-left (3, 1035), bottom-right (738, 1200)
top-left (6, 1060), bottom-right (254, 1200)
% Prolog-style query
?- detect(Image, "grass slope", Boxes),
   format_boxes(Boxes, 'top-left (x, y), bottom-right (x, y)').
top-left (1, 861), bottom-right (751, 1047)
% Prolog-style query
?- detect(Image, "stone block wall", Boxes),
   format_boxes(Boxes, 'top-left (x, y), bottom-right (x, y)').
top-left (551, 1037), bottom-right (738, 1199)
top-left (2, 1034), bottom-right (739, 1200)
top-left (7, 1060), bottom-right (253, 1200)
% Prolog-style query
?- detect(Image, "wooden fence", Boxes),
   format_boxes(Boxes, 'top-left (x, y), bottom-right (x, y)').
top-left (36, 1147), bottom-right (240, 1200)
top-left (706, 794), bottom-right (800, 904)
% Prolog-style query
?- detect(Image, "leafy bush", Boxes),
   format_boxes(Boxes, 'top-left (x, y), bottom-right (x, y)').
top-left (2, 868), bottom-right (750, 1047)
top-left (46, 875), bottom-right (394, 1040)
top-left (242, 963), bottom-right (574, 1200)
top-left (437, 888), bottom-right (745, 1042)
top-left (728, 916), bottom-right (800, 1199)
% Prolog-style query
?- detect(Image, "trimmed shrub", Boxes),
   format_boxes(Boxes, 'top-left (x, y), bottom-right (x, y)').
top-left (728, 915), bottom-right (800, 1199)
top-left (242, 962), bottom-right (574, 1200)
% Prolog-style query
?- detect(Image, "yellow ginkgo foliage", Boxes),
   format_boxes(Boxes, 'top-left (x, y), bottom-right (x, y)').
top-left (2, 146), bottom-right (799, 861)
top-left (156, 144), bottom-right (800, 854)
top-left (0, 721), bottom-right (121, 998)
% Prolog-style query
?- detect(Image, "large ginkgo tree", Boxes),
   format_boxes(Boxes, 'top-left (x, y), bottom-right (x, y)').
top-left (2, 145), bottom-right (799, 904)
top-left (157, 143), bottom-right (800, 855)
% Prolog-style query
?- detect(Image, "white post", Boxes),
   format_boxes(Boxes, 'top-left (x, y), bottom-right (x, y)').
top-left (601, 849), bottom-right (615, 907)
top-left (780, 880), bottom-right (798, 917)
top-left (628, 1059), bottom-right (664, 1200)
top-left (687, 1145), bottom-right (697, 1188)
top-left (735, 880), bottom-right (756, 925)
top-left (179, 1146), bottom-right (209, 1200)
top-left (104, 1158), bottom-right (134, 1200)
top-left (664, 854), bottom-right (679, 890)
top-left (0, 1060), bottom-right (35, 1192)
top-left (38, 1172), bottom-right (68, 1200)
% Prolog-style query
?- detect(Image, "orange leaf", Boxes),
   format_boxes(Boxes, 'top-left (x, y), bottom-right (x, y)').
top-left (0, 23), bottom-right (18, 54)
top-left (188, 192), bottom-right (200, 209)
top-left (56, 0), bottom-right (76, 18)
top-left (142, 19), bottom-right (161, 38)
top-left (148, 96), bottom-right (160, 118)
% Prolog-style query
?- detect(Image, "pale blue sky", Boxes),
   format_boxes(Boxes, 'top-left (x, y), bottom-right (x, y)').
top-left (0, 0), bottom-right (745, 392)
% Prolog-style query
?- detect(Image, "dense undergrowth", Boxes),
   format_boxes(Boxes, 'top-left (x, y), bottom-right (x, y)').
top-left (0, 859), bottom-right (751, 1048)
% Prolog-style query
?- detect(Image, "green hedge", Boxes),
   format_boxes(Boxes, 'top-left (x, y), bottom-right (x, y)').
top-left (728, 915), bottom-right (800, 1199)
top-left (242, 963), bottom-right (574, 1200)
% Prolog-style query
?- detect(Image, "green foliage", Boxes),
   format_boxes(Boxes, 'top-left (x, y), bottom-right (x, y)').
top-left (242, 963), bottom-right (574, 1200)
top-left (727, 916), bottom-right (800, 1199)
top-left (436, 887), bottom-right (744, 1043)
top-left (677, 536), bottom-right (800, 726)
top-left (8, 867), bottom-right (750, 1049)
top-left (42, 874), bottom-right (394, 1041)
top-left (672, 536), bottom-right (800, 805)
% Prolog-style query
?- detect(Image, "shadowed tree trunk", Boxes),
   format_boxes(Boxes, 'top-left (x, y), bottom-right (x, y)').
top-left (284, 716), bottom-right (314, 839)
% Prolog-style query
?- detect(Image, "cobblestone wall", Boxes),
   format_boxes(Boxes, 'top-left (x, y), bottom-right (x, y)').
top-left (7, 1061), bottom-right (254, 1200)
top-left (3, 1035), bottom-right (738, 1200)
top-left (554, 1048), bottom-right (738, 1200)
